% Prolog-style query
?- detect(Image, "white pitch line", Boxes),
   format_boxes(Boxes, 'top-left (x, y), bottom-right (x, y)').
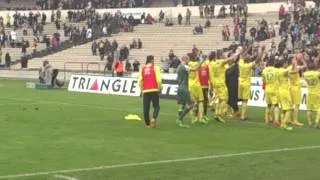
top-left (0, 145), bottom-right (319, 179)
top-left (54, 174), bottom-right (78, 180)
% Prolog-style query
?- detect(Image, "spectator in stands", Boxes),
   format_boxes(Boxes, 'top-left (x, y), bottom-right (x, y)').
top-left (50, 36), bottom-right (58, 48)
top-left (161, 57), bottom-right (170, 73)
top-left (185, 8), bottom-right (191, 25)
top-left (132, 59), bottom-right (140, 72)
top-left (222, 25), bottom-right (230, 41)
top-left (103, 25), bottom-right (108, 37)
top-left (218, 5), bottom-right (226, 18)
top-left (250, 27), bottom-right (257, 41)
top-left (21, 39), bottom-right (27, 55)
top-left (42, 12), bottom-right (46, 25)
top-left (120, 45), bottom-right (130, 60)
top-left (230, 3), bottom-right (235, 17)
top-left (193, 24), bottom-right (204, 35)
top-left (165, 17), bottom-right (173, 26)
top-left (10, 29), bottom-right (17, 44)
top-left (5, 52), bottom-right (11, 68)
top-left (6, 13), bottom-right (10, 27)
top-left (240, 25), bottom-right (246, 45)
top-left (0, 32), bottom-right (5, 48)
top-left (199, 4), bottom-right (204, 18)
top-left (92, 40), bottom-right (97, 56)
top-left (178, 13), bottom-right (183, 25)
top-left (32, 40), bottom-right (38, 53)
top-left (141, 12), bottom-right (146, 24)
top-left (204, 5), bottom-right (209, 19)
top-left (204, 19), bottom-right (211, 28)
top-left (279, 4), bottom-right (286, 20)
top-left (146, 14), bottom-right (154, 24)
top-left (98, 40), bottom-right (105, 60)
top-left (125, 60), bottom-right (132, 72)
top-left (86, 27), bottom-right (92, 40)
top-left (159, 10), bottom-right (165, 23)
top-left (234, 24), bottom-right (239, 41)
top-left (112, 39), bottom-right (118, 52)
top-left (130, 39), bottom-right (138, 49)
top-left (210, 4), bottom-right (215, 18)
top-left (0, 47), bottom-right (2, 64)
top-left (138, 39), bottom-right (142, 49)
top-left (113, 59), bottom-right (124, 77)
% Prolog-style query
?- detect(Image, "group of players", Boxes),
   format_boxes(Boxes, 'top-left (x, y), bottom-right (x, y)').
top-left (176, 45), bottom-right (320, 131)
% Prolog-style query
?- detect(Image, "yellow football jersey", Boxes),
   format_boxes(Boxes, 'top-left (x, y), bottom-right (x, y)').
top-left (188, 61), bottom-right (201, 87)
top-left (277, 67), bottom-right (290, 90)
top-left (289, 65), bottom-right (302, 87)
top-left (239, 59), bottom-right (254, 84)
top-left (304, 71), bottom-right (320, 95)
top-left (211, 59), bottom-right (228, 85)
top-left (262, 66), bottom-right (279, 93)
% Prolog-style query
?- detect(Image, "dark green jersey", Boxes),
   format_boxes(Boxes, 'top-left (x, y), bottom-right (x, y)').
top-left (177, 64), bottom-right (189, 90)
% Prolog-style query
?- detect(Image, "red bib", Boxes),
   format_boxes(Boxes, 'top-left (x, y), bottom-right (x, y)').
top-left (142, 64), bottom-right (158, 90)
top-left (198, 65), bottom-right (209, 87)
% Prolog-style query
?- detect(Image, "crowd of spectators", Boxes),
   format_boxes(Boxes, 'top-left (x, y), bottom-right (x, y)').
top-left (35, 0), bottom-right (149, 10)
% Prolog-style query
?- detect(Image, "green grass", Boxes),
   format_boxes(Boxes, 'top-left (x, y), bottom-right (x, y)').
top-left (0, 80), bottom-right (319, 180)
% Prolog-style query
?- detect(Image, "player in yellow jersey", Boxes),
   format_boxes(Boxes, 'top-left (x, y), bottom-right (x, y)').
top-left (238, 45), bottom-right (266, 121)
top-left (277, 58), bottom-right (300, 131)
top-left (303, 62), bottom-right (320, 128)
top-left (262, 60), bottom-right (280, 126)
top-left (188, 56), bottom-right (207, 124)
top-left (208, 51), bottom-right (218, 112)
top-left (288, 51), bottom-right (306, 126)
top-left (210, 49), bottom-right (240, 122)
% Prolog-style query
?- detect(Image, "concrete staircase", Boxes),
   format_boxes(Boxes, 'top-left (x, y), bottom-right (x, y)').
top-left (149, 0), bottom-right (175, 7)
top-left (9, 12), bottom-right (280, 72)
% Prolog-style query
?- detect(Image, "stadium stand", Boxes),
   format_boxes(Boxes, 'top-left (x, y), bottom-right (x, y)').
top-left (11, 12), bottom-right (280, 73)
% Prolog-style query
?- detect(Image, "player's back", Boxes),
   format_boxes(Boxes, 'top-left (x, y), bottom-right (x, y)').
top-left (277, 67), bottom-right (290, 91)
top-left (288, 65), bottom-right (301, 87)
top-left (304, 71), bottom-right (320, 95)
top-left (176, 64), bottom-right (188, 89)
top-left (211, 59), bottom-right (227, 86)
top-left (239, 59), bottom-right (254, 83)
top-left (262, 66), bottom-right (278, 93)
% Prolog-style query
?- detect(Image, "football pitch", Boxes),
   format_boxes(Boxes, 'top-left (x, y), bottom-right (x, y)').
top-left (0, 80), bottom-right (320, 180)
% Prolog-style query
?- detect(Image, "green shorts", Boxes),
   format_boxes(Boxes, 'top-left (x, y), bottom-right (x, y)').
top-left (177, 88), bottom-right (192, 105)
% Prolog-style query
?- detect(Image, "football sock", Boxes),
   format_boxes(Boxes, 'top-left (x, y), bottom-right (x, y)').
top-left (179, 107), bottom-right (192, 121)
top-left (198, 102), bottom-right (204, 119)
top-left (274, 106), bottom-right (280, 122)
top-left (214, 100), bottom-right (219, 117)
top-left (178, 109), bottom-right (183, 118)
top-left (293, 105), bottom-right (299, 122)
top-left (241, 101), bottom-right (248, 119)
top-left (307, 111), bottom-right (313, 127)
top-left (316, 110), bottom-right (320, 127)
top-left (269, 105), bottom-right (274, 122)
top-left (220, 100), bottom-right (228, 116)
top-left (265, 107), bottom-right (270, 124)
top-left (282, 111), bottom-right (291, 127)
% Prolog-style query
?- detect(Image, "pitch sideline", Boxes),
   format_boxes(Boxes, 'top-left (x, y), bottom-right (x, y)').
top-left (0, 145), bottom-right (320, 179)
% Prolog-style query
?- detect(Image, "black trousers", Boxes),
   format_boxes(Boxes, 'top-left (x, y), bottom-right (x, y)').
top-left (202, 88), bottom-right (209, 115)
top-left (143, 91), bottom-right (160, 126)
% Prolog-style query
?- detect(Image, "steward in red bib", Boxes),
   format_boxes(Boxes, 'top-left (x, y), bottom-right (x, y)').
top-left (198, 61), bottom-right (210, 118)
top-left (138, 55), bottom-right (162, 128)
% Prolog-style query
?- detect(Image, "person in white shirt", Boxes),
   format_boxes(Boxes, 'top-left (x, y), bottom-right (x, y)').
top-left (11, 30), bottom-right (17, 42)
top-left (86, 28), bottom-right (92, 40)
top-left (103, 26), bottom-right (107, 37)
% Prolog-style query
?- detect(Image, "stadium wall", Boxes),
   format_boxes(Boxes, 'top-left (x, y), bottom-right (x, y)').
top-left (0, 1), bottom-right (315, 24)
top-left (68, 74), bottom-right (308, 110)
